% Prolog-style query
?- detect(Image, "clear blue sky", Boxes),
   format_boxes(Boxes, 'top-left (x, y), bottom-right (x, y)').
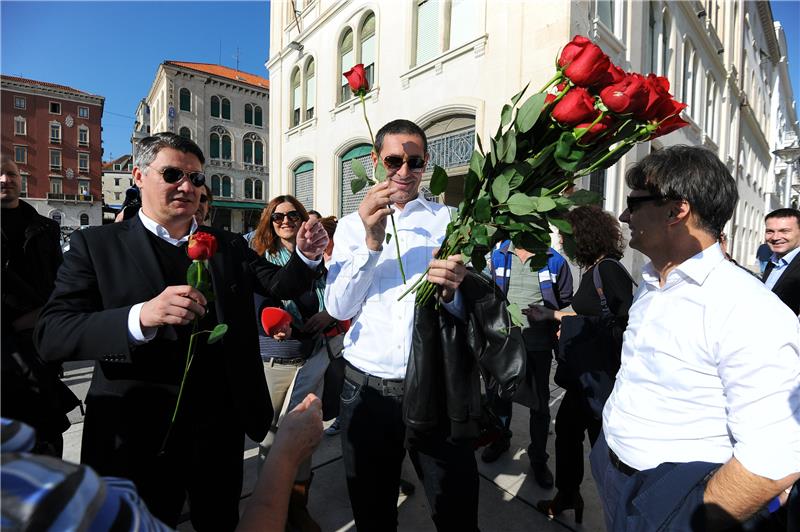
top-left (1, 1), bottom-right (269, 161)
top-left (2, 1), bottom-right (799, 160)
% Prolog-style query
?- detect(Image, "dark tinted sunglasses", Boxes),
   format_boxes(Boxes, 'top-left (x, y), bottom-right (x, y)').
top-left (156, 166), bottom-right (206, 187)
top-left (626, 194), bottom-right (667, 212)
top-left (271, 211), bottom-right (301, 223)
top-left (383, 155), bottom-right (426, 171)
top-left (199, 195), bottom-right (208, 204)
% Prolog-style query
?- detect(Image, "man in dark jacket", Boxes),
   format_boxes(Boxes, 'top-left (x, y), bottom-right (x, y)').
top-left (1, 156), bottom-right (78, 457)
top-left (763, 208), bottom-right (800, 315)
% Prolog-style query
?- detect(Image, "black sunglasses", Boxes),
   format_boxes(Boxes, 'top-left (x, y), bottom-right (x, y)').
top-left (383, 155), bottom-right (426, 171)
top-left (199, 195), bottom-right (208, 204)
top-left (271, 211), bottom-right (302, 223)
top-left (156, 166), bottom-right (206, 187)
top-left (626, 194), bottom-right (668, 212)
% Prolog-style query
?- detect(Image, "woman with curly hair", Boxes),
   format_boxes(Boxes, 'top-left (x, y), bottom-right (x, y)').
top-left (529, 205), bottom-right (634, 524)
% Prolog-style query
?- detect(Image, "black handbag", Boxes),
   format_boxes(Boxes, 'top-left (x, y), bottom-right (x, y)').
top-left (554, 259), bottom-right (632, 419)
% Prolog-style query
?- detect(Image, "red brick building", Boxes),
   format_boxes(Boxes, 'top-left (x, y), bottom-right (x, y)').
top-left (1, 75), bottom-right (105, 228)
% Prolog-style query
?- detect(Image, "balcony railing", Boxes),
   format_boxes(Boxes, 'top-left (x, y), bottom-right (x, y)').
top-left (48, 193), bottom-right (94, 202)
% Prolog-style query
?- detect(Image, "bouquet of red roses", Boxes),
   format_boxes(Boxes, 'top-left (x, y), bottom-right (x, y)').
top-left (400, 35), bottom-right (688, 314)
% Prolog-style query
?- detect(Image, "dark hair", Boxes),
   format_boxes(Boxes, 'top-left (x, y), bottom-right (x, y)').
top-left (250, 195), bottom-right (309, 256)
top-left (319, 216), bottom-right (338, 239)
top-left (765, 208), bottom-right (800, 227)
top-left (307, 209), bottom-right (322, 218)
top-left (625, 145), bottom-right (737, 238)
top-left (374, 119), bottom-right (428, 155)
top-left (565, 205), bottom-right (625, 268)
top-left (135, 132), bottom-right (205, 169)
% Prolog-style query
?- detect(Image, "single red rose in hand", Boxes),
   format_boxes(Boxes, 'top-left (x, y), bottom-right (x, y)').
top-left (261, 307), bottom-right (293, 336)
top-left (545, 82), bottom-right (568, 105)
top-left (563, 40), bottom-right (611, 87)
top-left (600, 73), bottom-right (649, 115)
top-left (187, 231), bottom-right (218, 261)
top-left (576, 115), bottom-right (616, 145)
top-left (344, 64), bottom-right (370, 97)
top-left (558, 35), bottom-right (592, 67)
top-left (551, 87), bottom-right (600, 126)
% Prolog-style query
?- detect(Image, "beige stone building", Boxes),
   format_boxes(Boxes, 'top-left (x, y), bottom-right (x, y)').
top-left (101, 155), bottom-right (134, 212)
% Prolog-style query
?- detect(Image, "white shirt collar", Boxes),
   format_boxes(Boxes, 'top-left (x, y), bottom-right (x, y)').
top-left (396, 194), bottom-right (436, 216)
top-left (642, 242), bottom-right (725, 287)
top-left (771, 245), bottom-right (800, 267)
top-left (137, 210), bottom-right (197, 246)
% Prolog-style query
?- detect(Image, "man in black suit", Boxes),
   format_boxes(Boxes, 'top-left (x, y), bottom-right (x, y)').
top-left (763, 208), bottom-right (800, 315)
top-left (35, 133), bottom-right (328, 530)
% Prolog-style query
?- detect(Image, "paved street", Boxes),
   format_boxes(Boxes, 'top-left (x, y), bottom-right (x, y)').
top-left (61, 360), bottom-right (605, 532)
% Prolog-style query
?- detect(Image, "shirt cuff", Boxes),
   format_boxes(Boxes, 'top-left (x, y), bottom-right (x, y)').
top-left (128, 303), bottom-right (157, 345)
top-left (442, 289), bottom-right (466, 321)
top-left (295, 248), bottom-right (322, 269)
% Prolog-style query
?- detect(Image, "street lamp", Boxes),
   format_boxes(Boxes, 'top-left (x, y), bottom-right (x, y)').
top-left (773, 145), bottom-right (800, 208)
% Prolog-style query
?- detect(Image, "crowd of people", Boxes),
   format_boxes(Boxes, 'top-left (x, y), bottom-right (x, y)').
top-left (1, 120), bottom-right (799, 532)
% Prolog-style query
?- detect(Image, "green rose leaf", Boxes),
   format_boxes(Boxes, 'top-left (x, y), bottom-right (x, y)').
top-left (464, 170), bottom-right (480, 199)
top-left (507, 193), bottom-right (536, 216)
top-left (208, 323), bottom-right (229, 344)
top-left (491, 173), bottom-right (510, 203)
top-left (536, 196), bottom-right (557, 212)
top-left (385, 232), bottom-right (392, 244)
top-left (471, 251), bottom-right (487, 274)
top-left (462, 243), bottom-right (475, 259)
top-left (471, 225), bottom-right (489, 246)
top-left (554, 132), bottom-right (586, 172)
top-left (501, 104), bottom-right (513, 128)
top-left (515, 92), bottom-right (547, 133)
top-left (528, 143), bottom-right (556, 170)
top-left (429, 165), bottom-right (449, 196)
top-left (374, 161), bottom-right (387, 183)
top-left (491, 137), bottom-right (501, 167)
top-left (549, 217), bottom-right (573, 234)
top-left (506, 302), bottom-right (525, 328)
top-left (351, 177), bottom-right (368, 194)
top-left (186, 261), bottom-right (209, 289)
top-left (469, 150), bottom-right (484, 178)
top-left (501, 131), bottom-right (517, 163)
top-left (476, 133), bottom-right (484, 154)
top-left (569, 188), bottom-right (603, 206)
top-left (474, 195), bottom-right (492, 222)
top-left (560, 232), bottom-right (577, 261)
top-left (351, 158), bottom-right (368, 180)
top-left (510, 82), bottom-right (530, 107)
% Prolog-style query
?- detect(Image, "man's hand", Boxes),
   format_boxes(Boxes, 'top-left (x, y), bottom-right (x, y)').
top-left (427, 253), bottom-right (466, 303)
top-left (302, 310), bottom-right (334, 335)
top-left (296, 218), bottom-right (329, 260)
top-left (273, 393), bottom-right (323, 467)
top-left (140, 285), bottom-right (207, 328)
top-left (525, 304), bottom-right (555, 323)
top-left (358, 181), bottom-right (396, 251)
top-left (271, 322), bottom-right (292, 341)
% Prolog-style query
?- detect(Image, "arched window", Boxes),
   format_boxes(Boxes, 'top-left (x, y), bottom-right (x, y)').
top-left (425, 114), bottom-right (477, 207)
top-left (361, 14), bottom-right (376, 87)
top-left (211, 175), bottom-right (221, 196)
top-left (222, 176), bottom-right (232, 198)
top-left (294, 161), bottom-right (314, 209)
top-left (244, 138), bottom-right (253, 164)
top-left (291, 67), bottom-right (301, 127)
top-left (254, 178), bottom-right (263, 200)
top-left (179, 88), bottom-right (191, 112)
top-left (661, 8), bottom-right (672, 77)
top-left (221, 135), bottom-right (232, 160)
top-left (211, 96), bottom-right (220, 118)
top-left (245, 104), bottom-right (254, 125)
top-left (691, 51), bottom-right (700, 123)
top-left (243, 134), bottom-right (264, 166)
top-left (304, 59), bottom-right (315, 121)
top-left (221, 98), bottom-right (231, 120)
top-left (338, 28), bottom-right (354, 104)
top-left (210, 133), bottom-right (220, 158)
top-left (255, 140), bottom-right (264, 166)
top-left (254, 106), bottom-right (263, 127)
top-left (80, 213), bottom-right (89, 226)
top-left (244, 178), bottom-right (254, 199)
top-left (340, 145), bottom-right (372, 216)
top-left (179, 127), bottom-right (191, 139)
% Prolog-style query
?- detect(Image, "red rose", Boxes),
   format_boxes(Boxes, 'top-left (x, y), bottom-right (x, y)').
top-left (648, 112), bottom-right (690, 140)
top-left (343, 64), bottom-right (369, 97)
top-left (558, 35), bottom-right (592, 68)
top-left (636, 74), bottom-right (677, 120)
top-left (545, 82), bottom-right (568, 105)
top-left (600, 73), bottom-right (649, 115)
top-left (261, 307), bottom-right (293, 336)
top-left (600, 63), bottom-right (626, 86)
top-left (575, 115), bottom-right (615, 145)
top-left (187, 231), bottom-right (218, 261)
top-left (551, 87), bottom-right (599, 126)
top-left (563, 40), bottom-right (611, 87)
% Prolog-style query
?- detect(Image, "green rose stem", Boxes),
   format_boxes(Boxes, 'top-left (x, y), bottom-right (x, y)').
top-left (358, 93), bottom-right (406, 284)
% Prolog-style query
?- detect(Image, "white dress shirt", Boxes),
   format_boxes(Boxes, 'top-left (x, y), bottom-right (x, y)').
top-left (603, 243), bottom-right (800, 480)
top-left (324, 196), bottom-right (461, 379)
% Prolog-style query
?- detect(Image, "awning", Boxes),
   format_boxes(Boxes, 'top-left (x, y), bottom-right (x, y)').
top-left (213, 200), bottom-right (265, 210)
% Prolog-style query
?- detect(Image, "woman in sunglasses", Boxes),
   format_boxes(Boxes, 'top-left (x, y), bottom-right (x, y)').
top-left (245, 194), bottom-right (330, 531)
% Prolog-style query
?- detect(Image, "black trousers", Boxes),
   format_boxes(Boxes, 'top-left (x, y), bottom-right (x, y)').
top-left (339, 376), bottom-right (479, 532)
top-left (492, 349), bottom-right (553, 465)
top-left (554, 387), bottom-right (600, 493)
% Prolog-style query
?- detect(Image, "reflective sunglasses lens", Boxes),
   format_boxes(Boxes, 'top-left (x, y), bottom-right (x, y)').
top-left (271, 213), bottom-right (285, 222)
top-left (383, 156), bottom-right (404, 170)
top-left (161, 167), bottom-right (183, 183)
top-left (407, 156), bottom-right (425, 170)
top-left (189, 172), bottom-right (206, 187)
top-left (286, 211), bottom-right (301, 221)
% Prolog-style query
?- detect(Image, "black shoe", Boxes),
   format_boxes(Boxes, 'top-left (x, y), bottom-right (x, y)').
top-left (531, 462), bottom-right (554, 489)
top-left (481, 437), bottom-right (510, 463)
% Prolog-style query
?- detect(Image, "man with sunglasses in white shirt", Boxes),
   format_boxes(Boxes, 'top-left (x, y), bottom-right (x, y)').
top-left (325, 119), bottom-right (478, 531)
top-left (35, 133), bottom-right (329, 530)
top-left (591, 145), bottom-right (800, 530)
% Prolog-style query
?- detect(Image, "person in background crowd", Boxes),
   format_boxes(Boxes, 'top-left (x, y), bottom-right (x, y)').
top-left (756, 241), bottom-right (772, 274)
top-left (529, 205), bottom-right (633, 523)
top-left (763, 208), bottom-right (800, 315)
top-left (195, 183), bottom-right (213, 226)
top-left (1, 156), bottom-right (79, 457)
top-left (246, 195), bottom-right (333, 532)
top-left (593, 146), bottom-right (800, 530)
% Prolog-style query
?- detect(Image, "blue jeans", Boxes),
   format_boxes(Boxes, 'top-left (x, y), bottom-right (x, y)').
top-left (590, 429), bottom-right (632, 531)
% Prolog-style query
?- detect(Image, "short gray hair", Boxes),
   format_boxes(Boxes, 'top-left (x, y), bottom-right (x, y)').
top-left (134, 132), bottom-right (205, 171)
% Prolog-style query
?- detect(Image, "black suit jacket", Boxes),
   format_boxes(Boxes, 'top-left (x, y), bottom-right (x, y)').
top-left (764, 251), bottom-right (800, 315)
top-left (35, 217), bottom-right (317, 443)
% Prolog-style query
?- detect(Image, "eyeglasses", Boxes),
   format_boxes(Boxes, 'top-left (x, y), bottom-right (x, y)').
top-left (383, 155), bottom-right (426, 171)
top-left (271, 211), bottom-right (301, 223)
top-left (199, 195), bottom-right (208, 204)
top-left (155, 166), bottom-right (206, 187)
top-left (626, 194), bottom-right (667, 213)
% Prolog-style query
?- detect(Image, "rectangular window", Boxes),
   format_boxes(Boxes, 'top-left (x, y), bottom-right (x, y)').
top-left (50, 123), bottom-right (61, 144)
top-left (49, 102), bottom-right (61, 114)
top-left (114, 178), bottom-right (120, 186)
top-left (78, 128), bottom-right (89, 146)
top-left (20, 176), bottom-right (27, 198)
top-left (78, 153), bottom-right (89, 172)
top-left (113, 164), bottom-right (121, 171)
top-left (115, 191), bottom-right (121, 200)
top-left (14, 117), bottom-right (26, 135)
top-left (597, 0), bottom-right (614, 32)
top-left (50, 178), bottom-right (63, 195)
top-left (14, 145), bottom-right (27, 164)
top-left (14, 96), bottom-right (26, 109)
top-left (449, 0), bottom-right (476, 50)
top-left (415, 0), bottom-right (439, 66)
top-left (78, 180), bottom-right (90, 197)
top-left (78, 106), bottom-right (89, 118)
top-left (50, 149), bottom-right (62, 171)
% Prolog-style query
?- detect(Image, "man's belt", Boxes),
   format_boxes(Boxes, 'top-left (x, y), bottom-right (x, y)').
top-left (264, 356), bottom-right (306, 365)
top-left (608, 448), bottom-right (639, 476)
top-left (344, 363), bottom-right (404, 397)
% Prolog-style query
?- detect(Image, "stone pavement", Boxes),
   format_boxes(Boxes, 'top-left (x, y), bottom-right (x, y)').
top-left (61, 360), bottom-right (605, 532)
